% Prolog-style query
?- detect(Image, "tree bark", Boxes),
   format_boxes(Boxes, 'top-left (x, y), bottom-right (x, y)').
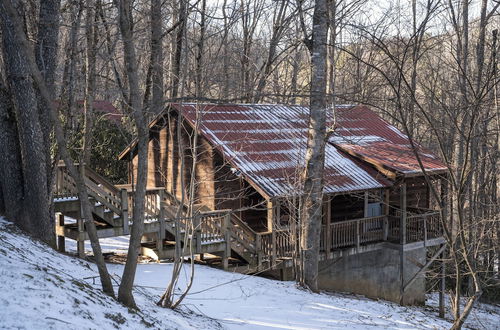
top-left (0, 1), bottom-right (54, 245)
top-left (299, 0), bottom-right (329, 292)
top-left (170, 0), bottom-right (187, 100)
top-left (0, 79), bottom-right (24, 224)
top-left (1, 0), bottom-right (115, 297)
top-left (117, 0), bottom-right (148, 308)
top-left (151, 0), bottom-right (163, 114)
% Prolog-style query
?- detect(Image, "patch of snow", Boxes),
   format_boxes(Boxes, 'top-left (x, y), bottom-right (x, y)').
top-left (0, 218), bottom-right (216, 329)
top-left (2, 217), bottom-right (499, 329)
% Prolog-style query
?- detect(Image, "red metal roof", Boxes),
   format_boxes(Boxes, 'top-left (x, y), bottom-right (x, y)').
top-left (332, 105), bottom-right (447, 175)
top-left (172, 103), bottom-right (392, 197)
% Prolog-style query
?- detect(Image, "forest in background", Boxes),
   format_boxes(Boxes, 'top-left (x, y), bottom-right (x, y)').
top-left (0, 0), bottom-right (499, 329)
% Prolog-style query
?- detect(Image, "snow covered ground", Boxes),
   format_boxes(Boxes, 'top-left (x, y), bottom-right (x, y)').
top-left (1, 217), bottom-right (499, 329)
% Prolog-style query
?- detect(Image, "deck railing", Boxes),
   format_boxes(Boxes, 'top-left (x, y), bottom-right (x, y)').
top-left (406, 212), bottom-right (441, 243)
top-left (258, 229), bottom-right (295, 264)
top-left (55, 163), bottom-right (124, 216)
top-left (328, 215), bottom-right (386, 249)
top-left (321, 211), bottom-right (442, 252)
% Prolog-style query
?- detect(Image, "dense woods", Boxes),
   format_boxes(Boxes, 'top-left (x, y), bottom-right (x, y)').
top-left (0, 0), bottom-right (499, 328)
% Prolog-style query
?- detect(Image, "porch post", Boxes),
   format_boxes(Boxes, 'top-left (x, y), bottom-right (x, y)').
top-left (267, 199), bottom-right (276, 267)
top-left (267, 199), bottom-right (274, 232)
top-left (383, 189), bottom-right (389, 241)
top-left (157, 190), bottom-right (166, 252)
top-left (325, 196), bottom-right (332, 259)
top-left (400, 183), bottom-right (407, 245)
top-left (363, 191), bottom-right (369, 218)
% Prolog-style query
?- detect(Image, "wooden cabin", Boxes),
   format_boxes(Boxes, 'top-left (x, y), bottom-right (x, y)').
top-left (116, 103), bottom-right (447, 305)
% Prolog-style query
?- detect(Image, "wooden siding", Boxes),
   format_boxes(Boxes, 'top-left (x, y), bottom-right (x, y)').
top-left (128, 112), bottom-right (265, 224)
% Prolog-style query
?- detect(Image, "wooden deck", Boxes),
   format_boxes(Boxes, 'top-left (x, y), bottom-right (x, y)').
top-left (53, 164), bottom-right (443, 274)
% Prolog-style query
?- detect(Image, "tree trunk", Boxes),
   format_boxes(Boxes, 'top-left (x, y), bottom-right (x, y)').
top-left (0, 1), bottom-right (54, 245)
top-left (299, 0), bottom-right (329, 292)
top-left (1, 0), bottom-right (115, 297)
top-left (117, 0), bottom-right (148, 308)
top-left (151, 0), bottom-right (163, 114)
top-left (170, 0), bottom-right (187, 100)
top-left (0, 79), bottom-right (24, 224)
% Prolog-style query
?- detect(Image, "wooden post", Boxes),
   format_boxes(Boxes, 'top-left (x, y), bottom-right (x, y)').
top-left (356, 219), bottom-right (360, 251)
top-left (256, 234), bottom-right (263, 271)
top-left (267, 199), bottom-right (274, 232)
top-left (77, 216), bottom-right (85, 258)
top-left (364, 191), bottom-right (369, 217)
top-left (194, 215), bottom-right (201, 253)
top-left (383, 217), bottom-right (389, 241)
top-left (423, 214), bottom-right (428, 247)
top-left (267, 200), bottom-right (277, 267)
top-left (399, 182), bottom-right (407, 305)
top-left (400, 183), bottom-right (407, 245)
top-left (120, 189), bottom-right (129, 235)
top-left (57, 213), bottom-right (65, 253)
top-left (157, 190), bottom-right (166, 252)
top-left (383, 189), bottom-right (389, 241)
top-left (223, 213), bottom-right (231, 270)
top-left (325, 196), bottom-right (332, 259)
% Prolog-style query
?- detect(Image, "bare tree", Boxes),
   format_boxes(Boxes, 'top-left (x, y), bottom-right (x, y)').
top-left (299, 0), bottom-right (329, 292)
top-left (116, 0), bottom-right (149, 308)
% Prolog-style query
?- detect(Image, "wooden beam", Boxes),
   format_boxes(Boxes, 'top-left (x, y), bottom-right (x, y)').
top-left (333, 144), bottom-right (398, 179)
top-left (383, 189), bottom-right (390, 241)
top-left (267, 199), bottom-right (274, 232)
top-left (325, 196), bottom-right (332, 258)
top-left (364, 191), bottom-right (369, 218)
top-left (400, 183), bottom-right (407, 245)
top-left (157, 190), bottom-right (166, 252)
top-left (223, 213), bottom-right (231, 270)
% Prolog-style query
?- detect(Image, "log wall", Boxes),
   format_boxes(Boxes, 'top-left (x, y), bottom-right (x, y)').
top-left (127, 111), bottom-right (266, 230)
top-left (389, 177), bottom-right (430, 211)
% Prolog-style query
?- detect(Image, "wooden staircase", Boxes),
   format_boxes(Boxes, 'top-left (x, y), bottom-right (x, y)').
top-left (53, 163), bottom-right (288, 272)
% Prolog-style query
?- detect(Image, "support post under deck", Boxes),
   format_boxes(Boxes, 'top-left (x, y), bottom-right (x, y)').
top-left (77, 221), bottom-right (85, 258)
top-left (399, 182), bottom-right (407, 305)
top-left (57, 213), bottom-right (65, 253)
top-left (120, 189), bottom-right (129, 235)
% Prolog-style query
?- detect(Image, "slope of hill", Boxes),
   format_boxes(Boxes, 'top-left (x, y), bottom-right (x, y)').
top-left (1, 217), bottom-right (499, 329)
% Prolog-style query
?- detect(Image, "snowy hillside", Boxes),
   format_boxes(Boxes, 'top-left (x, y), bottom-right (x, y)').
top-left (1, 217), bottom-right (499, 330)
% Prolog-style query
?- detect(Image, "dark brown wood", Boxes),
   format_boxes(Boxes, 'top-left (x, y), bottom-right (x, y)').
top-left (57, 213), bottom-right (65, 253)
top-left (325, 196), bottom-right (332, 257)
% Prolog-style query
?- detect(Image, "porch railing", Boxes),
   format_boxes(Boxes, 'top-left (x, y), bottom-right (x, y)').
top-left (406, 212), bottom-right (441, 243)
top-left (327, 215), bottom-right (386, 249)
top-left (321, 211), bottom-right (442, 252)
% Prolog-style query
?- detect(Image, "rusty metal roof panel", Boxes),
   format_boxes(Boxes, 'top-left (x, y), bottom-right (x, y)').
top-left (332, 106), bottom-right (447, 175)
top-left (172, 103), bottom-right (391, 197)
